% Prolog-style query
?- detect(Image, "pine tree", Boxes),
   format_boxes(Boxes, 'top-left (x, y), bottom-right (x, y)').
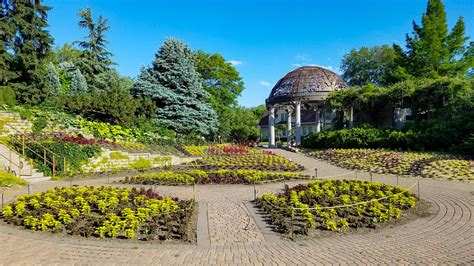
top-left (403, 0), bottom-right (470, 77)
top-left (68, 69), bottom-right (88, 96)
top-left (74, 7), bottom-right (113, 85)
top-left (44, 62), bottom-right (60, 95)
top-left (7, 0), bottom-right (53, 103)
top-left (0, 0), bottom-right (17, 85)
top-left (133, 38), bottom-right (219, 136)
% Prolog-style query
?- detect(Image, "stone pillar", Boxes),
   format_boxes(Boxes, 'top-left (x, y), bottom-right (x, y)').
top-left (269, 107), bottom-right (275, 147)
top-left (315, 108), bottom-right (321, 133)
top-left (348, 106), bottom-right (354, 129)
top-left (287, 110), bottom-right (292, 148)
top-left (295, 102), bottom-right (301, 146)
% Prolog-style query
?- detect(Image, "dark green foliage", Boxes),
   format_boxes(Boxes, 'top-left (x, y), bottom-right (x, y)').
top-left (341, 45), bottom-right (399, 86)
top-left (195, 51), bottom-right (245, 138)
top-left (400, 0), bottom-right (470, 78)
top-left (15, 139), bottom-right (101, 176)
top-left (341, 0), bottom-right (471, 86)
top-left (0, 86), bottom-right (16, 107)
top-left (0, 1), bottom-right (17, 86)
top-left (73, 8), bottom-right (114, 85)
top-left (303, 127), bottom-right (418, 150)
top-left (133, 38), bottom-right (219, 136)
top-left (32, 117), bottom-right (47, 133)
top-left (326, 77), bottom-right (473, 152)
top-left (228, 106), bottom-right (263, 142)
top-left (2, 0), bottom-right (54, 104)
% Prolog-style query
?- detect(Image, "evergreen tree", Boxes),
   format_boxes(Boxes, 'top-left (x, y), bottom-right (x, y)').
top-left (133, 38), bottom-right (219, 136)
top-left (402, 0), bottom-right (470, 77)
top-left (74, 7), bottom-right (113, 85)
top-left (68, 69), bottom-right (88, 96)
top-left (44, 62), bottom-right (60, 95)
top-left (0, 0), bottom-right (17, 86)
top-left (7, 0), bottom-right (53, 104)
top-left (461, 42), bottom-right (473, 76)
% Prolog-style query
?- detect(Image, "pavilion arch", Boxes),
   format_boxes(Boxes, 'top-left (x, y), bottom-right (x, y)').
top-left (260, 66), bottom-right (349, 147)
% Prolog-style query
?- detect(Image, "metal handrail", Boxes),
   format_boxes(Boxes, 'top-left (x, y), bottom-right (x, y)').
top-left (0, 151), bottom-right (22, 168)
top-left (4, 124), bottom-right (60, 157)
top-left (2, 122), bottom-right (66, 178)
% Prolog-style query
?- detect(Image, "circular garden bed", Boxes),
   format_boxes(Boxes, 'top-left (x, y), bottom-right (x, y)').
top-left (122, 169), bottom-right (311, 185)
top-left (255, 179), bottom-right (419, 236)
top-left (308, 149), bottom-right (473, 181)
top-left (1, 186), bottom-right (195, 242)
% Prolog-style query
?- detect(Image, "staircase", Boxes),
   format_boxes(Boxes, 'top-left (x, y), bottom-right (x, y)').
top-left (0, 111), bottom-right (51, 182)
top-left (0, 111), bottom-right (32, 136)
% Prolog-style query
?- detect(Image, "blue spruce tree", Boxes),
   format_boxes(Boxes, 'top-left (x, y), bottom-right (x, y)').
top-left (68, 69), bottom-right (88, 96)
top-left (44, 62), bottom-right (61, 95)
top-left (133, 38), bottom-right (219, 136)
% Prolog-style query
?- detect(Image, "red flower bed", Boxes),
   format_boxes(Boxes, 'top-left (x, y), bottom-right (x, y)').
top-left (206, 145), bottom-right (273, 155)
top-left (59, 136), bottom-right (120, 148)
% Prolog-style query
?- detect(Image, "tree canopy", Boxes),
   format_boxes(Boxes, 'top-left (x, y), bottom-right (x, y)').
top-left (1, 0), bottom-right (54, 104)
top-left (341, 45), bottom-right (398, 86)
top-left (195, 51), bottom-right (245, 138)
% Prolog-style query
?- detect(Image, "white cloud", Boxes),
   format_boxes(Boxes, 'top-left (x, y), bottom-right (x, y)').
top-left (295, 54), bottom-right (309, 61)
top-left (292, 63), bottom-right (302, 68)
top-left (228, 60), bottom-right (243, 66)
top-left (259, 81), bottom-right (271, 87)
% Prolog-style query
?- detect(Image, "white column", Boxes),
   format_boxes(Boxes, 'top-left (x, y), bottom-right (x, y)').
top-left (269, 107), bottom-right (275, 147)
top-left (287, 110), bottom-right (292, 148)
top-left (315, 108), bottom-right (321, 133)
top-left (348, 106), bottom-right (354, 129)
top-left (295, 102), bottom-right (301, 146)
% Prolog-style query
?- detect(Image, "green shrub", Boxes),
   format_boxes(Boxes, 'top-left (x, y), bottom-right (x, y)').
top-left (131, 158), bottom-right (152, 171)
top-left (0, 170), bottom-right (27, 187)
top-left (15, 138), bottom-right (101, 176)
top-left (0, 87), bottom-right (16, 108)
top-left (32, 117), bottom-right (48, 133)
top-left (18, 108), bottom-right (33, 120)
top-left (302, 127), bottom-right (419, 150)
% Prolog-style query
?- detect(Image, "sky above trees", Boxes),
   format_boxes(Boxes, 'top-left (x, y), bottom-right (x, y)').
top-left (45, 0), bottom-right (474, 107)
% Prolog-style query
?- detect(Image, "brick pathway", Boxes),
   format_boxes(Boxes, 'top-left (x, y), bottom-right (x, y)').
top-left (0, 149), bottom-right (473, 264)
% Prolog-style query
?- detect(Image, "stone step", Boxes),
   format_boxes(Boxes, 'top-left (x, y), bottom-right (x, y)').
top-left (22, 175), bottom-right (51, 183)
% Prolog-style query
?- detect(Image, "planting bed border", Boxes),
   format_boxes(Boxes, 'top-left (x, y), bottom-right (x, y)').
top-left (255, 179), bottom-right (421, 238)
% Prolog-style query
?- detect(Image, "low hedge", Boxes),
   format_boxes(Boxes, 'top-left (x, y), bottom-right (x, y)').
top-left (302, 127), bottom-right (419, 150)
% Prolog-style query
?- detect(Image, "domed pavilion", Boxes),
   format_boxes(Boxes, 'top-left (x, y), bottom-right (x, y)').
top-left (259, 66), bottom-right (348, 147)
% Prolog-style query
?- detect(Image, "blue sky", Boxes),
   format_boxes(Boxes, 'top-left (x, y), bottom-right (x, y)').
top-left (46, 0), bottom-right (474, 107)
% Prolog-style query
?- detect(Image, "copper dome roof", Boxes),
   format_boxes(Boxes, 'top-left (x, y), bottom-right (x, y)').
top-left (266, 66), bottom-right (347, 106)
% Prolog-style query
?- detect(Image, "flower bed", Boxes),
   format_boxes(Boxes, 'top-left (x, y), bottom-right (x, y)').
top-left (1, 186), bottom-right (195, 241)
top-left (183, 145), bottom-right (272, 156)
top-left (122, 169), bottom-right (311, 185)
top-left (188, 154), bottom-right (304, 171)
top-left (421, 159), bottom-right (474, 181)
top-left (255, 179), bottom-right (417, 235)
top-left (308, 149), bottom-right (435, 175)
top-left (307, 149), bottom-right (472, 181)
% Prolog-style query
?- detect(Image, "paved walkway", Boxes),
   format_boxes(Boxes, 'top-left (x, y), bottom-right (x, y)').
top-left (0, 149), bottom-right (473, 264)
